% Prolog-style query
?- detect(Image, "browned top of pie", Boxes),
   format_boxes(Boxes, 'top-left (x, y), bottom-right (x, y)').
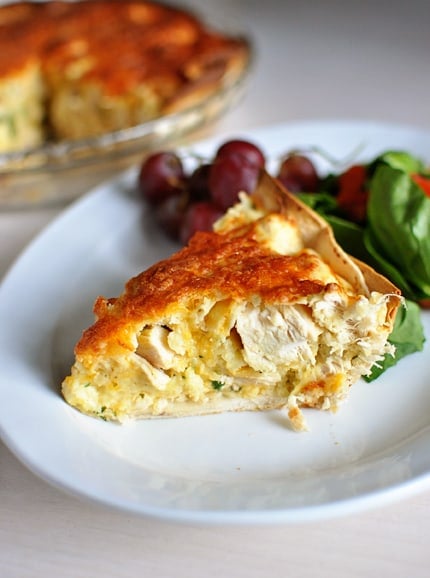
top-left (76, 219), bottom-right (351, 356)
top-left (0, 0), bottom-right (248, 98)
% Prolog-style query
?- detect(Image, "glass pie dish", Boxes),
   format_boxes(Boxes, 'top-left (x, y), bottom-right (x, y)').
top-left (0, 3), bottom-right (252, 210)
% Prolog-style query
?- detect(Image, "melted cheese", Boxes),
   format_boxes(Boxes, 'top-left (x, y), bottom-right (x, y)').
top-left (62, 196), bottom-right (396, 430)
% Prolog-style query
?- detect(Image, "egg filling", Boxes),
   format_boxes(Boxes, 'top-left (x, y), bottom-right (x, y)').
top-left (62, 187), bottom-right (400, 431)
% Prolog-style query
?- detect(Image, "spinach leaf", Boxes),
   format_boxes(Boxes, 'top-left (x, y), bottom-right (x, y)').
top-left (298, 194), bottom-right (376, 264)
top-left (366, 165), bottom-right (430, 299)
top-left (363, 227), bottom-right (425, 300)
top-left (296, 191), bottom-right (338, 215)
top-left (364, 299), bottom-right (425, 381)
top-left (369, 150), bottom-right (426, 175)
top-left (324, 215), bottom-right (369, 262)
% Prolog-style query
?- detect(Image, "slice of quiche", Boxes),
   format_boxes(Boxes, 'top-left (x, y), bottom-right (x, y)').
top-left (62, 171), bottom-right (402, 430)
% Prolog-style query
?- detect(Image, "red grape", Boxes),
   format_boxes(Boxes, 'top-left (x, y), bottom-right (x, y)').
top-left (154, 192), bottom-right (189, 240)
top-left (215, 139), bottom-right (265, 168)
top-left (179, 202), bottom-right (224, 245)
top-left (208, 154), bottom-right (260, 211)
top-left (138, 151), bottom-right (185, 205)
top-left (137, 142), bottom-right (322, 247)
top-left (187, 163), bottom-right (212, 202)
top-left (277, 154), bottom-right (319, 192)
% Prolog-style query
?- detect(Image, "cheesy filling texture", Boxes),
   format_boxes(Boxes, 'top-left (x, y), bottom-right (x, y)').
top-left (63, 202), bottom-right (394, 425)
top-left (66, 288), bottom-right (392, 421)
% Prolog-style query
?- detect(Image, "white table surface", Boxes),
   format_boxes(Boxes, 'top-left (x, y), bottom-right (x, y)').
top-left (2, 1), bottom-right (430, 576)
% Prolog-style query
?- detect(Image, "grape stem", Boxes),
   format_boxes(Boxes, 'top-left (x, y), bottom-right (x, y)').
top-left (182, 143), bottom-right (366, 171)
top-left (281, 143), bottom-right (366, 169)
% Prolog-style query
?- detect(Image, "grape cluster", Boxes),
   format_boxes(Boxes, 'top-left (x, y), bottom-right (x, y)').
top-left (137, 139), bottom-right (320, 244)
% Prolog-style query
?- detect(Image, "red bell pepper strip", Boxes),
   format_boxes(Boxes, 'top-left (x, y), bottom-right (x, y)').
top-left (336, 164), bottom-right (368, 223)
top-left (411, 173), bottom-right (430, 198)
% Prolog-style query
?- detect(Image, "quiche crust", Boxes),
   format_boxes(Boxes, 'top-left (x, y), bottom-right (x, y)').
top-left (62, 172), bottom-right (402, 430)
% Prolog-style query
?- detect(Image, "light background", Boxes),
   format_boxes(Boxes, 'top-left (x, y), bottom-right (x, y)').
top-left (1, 1), bottom-right (430, 577)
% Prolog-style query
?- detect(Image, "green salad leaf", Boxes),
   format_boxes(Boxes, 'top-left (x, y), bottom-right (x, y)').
top-left (363, 227), bottom-right (420, 297)
top-left (366, 165), bottom-right (430, 300)
top-left (369, 150), bottom-right (426, 175)
top-left (298, 195), bottom-right (370, 262)
top-left (325, 215), bottom-right (369, 262)
top-left (296, 191), bottom-right (338, 215)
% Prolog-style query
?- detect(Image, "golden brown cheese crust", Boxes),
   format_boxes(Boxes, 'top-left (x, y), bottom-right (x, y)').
top-left (0, 0), bottom-right (248, 145)
top-left (62, 171), bottom-right (403, 430)
top-left (77, 222), bottom-right (350, 357)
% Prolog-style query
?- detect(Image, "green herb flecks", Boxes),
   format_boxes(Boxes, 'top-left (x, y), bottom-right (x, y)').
top-left (97, 406), bottom-right (108, 421)
top-left (211, 380), bottom-right (224, 390)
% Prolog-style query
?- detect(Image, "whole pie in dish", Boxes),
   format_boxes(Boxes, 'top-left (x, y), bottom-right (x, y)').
top-left (0, 0), bottom-right (249, 152)
top-left (62, 172), bottom-right (402, 431)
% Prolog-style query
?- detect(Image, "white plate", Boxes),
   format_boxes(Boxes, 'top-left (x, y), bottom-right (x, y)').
top-left (0, 119), bottom-right (429, 525)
